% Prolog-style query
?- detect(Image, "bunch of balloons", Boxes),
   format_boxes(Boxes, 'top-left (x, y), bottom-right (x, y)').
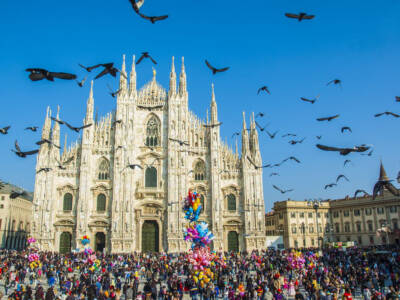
top-left (182, 190), bottom-right (225, 287)
top-left (286, 250), bottom-right (306, 269)
top-left (183, 222), bottom-right (214, 248)
top-left (183, 191), bottom-right (202, 222)
top-left (28, 253), bottom-right (39, 262)
top-left (81, 235), bottom-right (90, 246)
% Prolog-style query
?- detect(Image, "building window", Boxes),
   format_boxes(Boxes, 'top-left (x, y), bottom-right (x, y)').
top-left (354, 209), bottom-right (360, 216)
top-left (1, 196), bottom-right (4, 200)
top-left (300, 225), bottom-right (305, 234)
top-left (294, 240), bottom-right (298, 248)
top-left (145, 115), bottom-right (160, 147)
top-left (0, 204), bottom-right (3, 209)
top-left (303, 239), bottom-right (306, 247)
top-left (227, 194), bottom-right (236, 211)
top-left (318, 224), bottom-right (322, 233)
top-left (290, 212), bottom-right (296, 218)
top-left (335, 223), bottom-right (340, 233)
top-left (96, 194), bottom-right (106, 212)
top-left (325, 213), bottom-right (329, 218)
top-left (356, 222), bottom-right (361, 232)
top-left (145, 167), bottom-right (157, 188)
top-left (365, 208), bottom-right (372, 216)
top-left (389, 206), bottom-right (397, 213)
top-left (292, 226), bottom-right (297, 234)
top-left (344, 223), bottom-right (350, 233)
top-left (357, 236), bottom-right (362, 245)
top-left (309, 226), bottom-right (314, 233)
top-left (317, 212), bottom-right (321, 218)
top-left (367, 222), bottom-right (373, 232)
top-left (311, 239), bottom-right (315, 246)
top-left (194, 161), bottom-right (205, 181)
top-left (377, 207), bottom-right (384, 215)
top-left (343, 210), bottom-right (349, 217)
top-left (347, 236), bottom-right (351, 242)
top-left (308, 212), bottom-right (313, 218)
top-left (98, 159), bottom-right (110, 180)
top-left (63, 193), bottom-right (73, 211)
top-left (279, 213), bottom-right (283, 219)
top-left (393, 219), bottom-right (398, 230)
top-left (333, 211), bottom-right (339, 218)
top-left (325, 225), bottom-right (330, 233)
top-left (299, 212), bottom-right (304, 218)
top-left (200, 194), bottom-right (205, 213)
top-left (369, 236), bottom-right (374, 245)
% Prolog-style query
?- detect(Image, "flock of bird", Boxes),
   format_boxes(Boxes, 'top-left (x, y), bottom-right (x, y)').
top-left (1, 1), bottom-right (400, 201)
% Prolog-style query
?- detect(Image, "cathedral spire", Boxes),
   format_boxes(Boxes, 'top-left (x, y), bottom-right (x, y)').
top-left (129, 55), bottom-right (137, 97)
top-left (178, 57), bottom-right (187, 95)
top-left (119, 54), bottom-right (128, 95)
top-left (169, 56), bottom-right (177, 97)
top-left (85, 81), bottom-right (94, 124)
top-left (241, 112), bottom-right (249, 156)
top-left (51, 106), bottom-right (61, 158)
top-left (210, 83), bottom-right (218, 123)
top-left (41, 106), bottom-right (51, 140)
top-left (63, 133), bottom-right (68, 156)
top-left (379, 161), bottom-right (390, 181)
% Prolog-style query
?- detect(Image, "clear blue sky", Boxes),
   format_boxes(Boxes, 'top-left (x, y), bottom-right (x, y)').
top-left (1, 0), bottom-right (400, 211)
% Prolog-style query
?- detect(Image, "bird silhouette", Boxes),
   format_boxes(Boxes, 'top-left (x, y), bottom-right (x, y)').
top-left (10, 191), bottom-right (28, 199)
top-left (52, 117), bottom-right (92, 133)
top-left (56, 156), bottom-right (74, 170)
top-left (81, 63), bottom-right (125, 80)
top-left (255, 121), bottom-right (269, 132)
top-left (169, 138), bottom-right (189, 146)
top-left (282, 133), bottom-right (297, 138)
top-left (138, 12), bottom-right (168, 24)
top-left (354, 189), bottom-right (369, 198)
top-left (255, 112), bottom-right (265, 118)
top-left (129, 0), bottom-right (144, 13)
top-left (361, 150), bottom-right (373, 157)
top-left (0, 126), bottom-right (11, 135)
top-left (270, 172), bottom-right (279, 177)
top-left (374, 111), bottom-right (400, 118)
top-left (247, 156), bottom-right (271, 169)
top-left (316, 135), bottom-right (322, 140)
top-left (231, 132), bottom-right (240, 138)
top-left (108, 85), bottom-right (122, 98)
top-left (317, 115), bottom-right (340, 122)
top-left (36, 139), bottom-right (60, 149)
top-left (258, 86), bottom-right (270, 95)
top-left (285, 12), bottom-right (315, 21)
top-left (272, 185), bottom-right (293, 194)
top-left (124, 163), bottom-right (143, 171)
top-left (26, 68), bottom-right (76, 81)
top-left (327, 79), bottom-right (341, 86)
top-left (111, 120), bottom-right (122, 129)
top-left (300, 96), bottom-right (319, 104)
top-left (288, 138), bottom-right (305, 145)
top-left (205, 60), bottom-right (229, 75)
top-left (25, 126), bottom-right (39, 132)
top-left (336, 174), bottom-right (349, 183)
top-left (137, 105), bottom-right (164, 111)
top-left (37, 167), bottom-right (52, 174)
top-left (341, 126), bottom-right (352, 133)
top-left (266, 130), bottom-right (278, 139)
top-left (343, 160), bottom-right (351, 167)
top-left (324, 183), bottom-right (337, 190)
top-left (316, 144), bottom-right (370, 155)
top-left (282, 156), bottom-right (301, 164)
top-left (76, 76), bottom-right (87, 87)
top-left (136, 52), bottom-right (157, 65)
top-left (11, 140), bottom-right (38, 158)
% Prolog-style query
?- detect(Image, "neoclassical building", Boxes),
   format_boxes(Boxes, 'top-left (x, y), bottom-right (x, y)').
top-left (32, 55), bottom-right (266, 253)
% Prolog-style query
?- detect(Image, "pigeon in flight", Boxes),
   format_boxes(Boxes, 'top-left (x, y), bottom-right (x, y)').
top-left (374, 111), bottom-right (400, 118)
top-left (266, 130), bottom-right (278, 139)
top-left (354, 189), bottom-right (369, 198)
top-left (324, 183), bottom-right (337, 190)
top-left (169, 138), bottom-right (189, 146)
top-left (12, 140), bottom-right (38, 158)
top-left (25, 126), bottom-right (39, 132)
top-left (138, 12), bottom-right (168, 24)
top-left (247, 156), bottom-right (271, 169)
top-left (272, 185), bottom-right (293, 194)
top-left (316, 144), bottom-right (370, 156)
top-left (317, 115), bottom-right (340, 122)
top-left (37, 167), bottom-right (52, 174)
top-left (0, 126), bottom-right (11, 135)
top-left (300, 96), bottom-right (319, 104)
top-left (26, 68), bottom-right (77, 81)
top-left (205, 60), bottom-right (229, 75)
top-left (76, 76), bottom-right (87, 87)
top-left (255, 112), bottom-right (265, 118)
top-left (285, 12), bottom-right (315, 21)
top-left (327, 79), bottom-right (341, 86)
top-left (341, 126), bottom-right (352, 133)
top-left (203, 122), bottom-right (222, 128)
top-left (336, 174), bottom-right (349, 183)
top-left (136, 52), bottom-right (157, 65)
top-left (258, 86), bottom-right (270, 95)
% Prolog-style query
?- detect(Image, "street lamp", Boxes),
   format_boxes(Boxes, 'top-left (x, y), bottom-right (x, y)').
top-left (307, 199), bottom-right (323, 248)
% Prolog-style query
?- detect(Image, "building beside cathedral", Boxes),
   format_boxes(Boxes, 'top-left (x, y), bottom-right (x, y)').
top-left (32, 55), bottom-right (266, 253)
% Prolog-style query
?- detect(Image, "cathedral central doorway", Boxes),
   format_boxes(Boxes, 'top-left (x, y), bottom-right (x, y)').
top-left (95, 232), bottom-right (106, 252)
top-left (142, 220), bottom-right (159, 252)
top-left (59, 232), bottom-right (72, 254)
top-left (227, 231), bottom-right (239, 252)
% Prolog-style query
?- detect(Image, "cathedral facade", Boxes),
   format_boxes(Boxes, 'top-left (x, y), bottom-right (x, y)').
top-left (32, 55), bottom-right (266, 253)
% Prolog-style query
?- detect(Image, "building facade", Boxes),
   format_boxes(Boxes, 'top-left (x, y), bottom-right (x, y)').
top-left (0, 182), bottom-right (33, 249)
top-left (32, 55), bottom-right (266, 253)
top-left (266, 163), bottom-right (400, 248)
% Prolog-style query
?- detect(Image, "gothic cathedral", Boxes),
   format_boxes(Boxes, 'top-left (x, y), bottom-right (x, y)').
top-left (32, 55), bottom-right (266, 253)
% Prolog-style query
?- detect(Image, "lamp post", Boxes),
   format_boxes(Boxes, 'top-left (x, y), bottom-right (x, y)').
top-left (308, 199), bottom-right (323, 248)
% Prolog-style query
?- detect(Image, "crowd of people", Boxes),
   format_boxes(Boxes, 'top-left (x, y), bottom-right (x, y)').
top-left (0, 245), bottom-right (398, 300)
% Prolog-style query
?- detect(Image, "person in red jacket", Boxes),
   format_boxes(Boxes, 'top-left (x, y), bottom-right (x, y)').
top-left (343, 288), bottom-right (353, 300)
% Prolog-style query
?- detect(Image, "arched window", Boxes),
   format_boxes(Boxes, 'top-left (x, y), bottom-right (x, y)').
top-left (63, 193), bottom-right (73, 211)
top-left (194, 161), bottom-right (205, 181)
top-left (145, 167), bottom-right (157, 188)
top-left (97, 194), bottom-right (106, 212)
top-left (145, 115), bottom-right (160, 147)
top-left (227, 194), bottom-right (236, 211)
top-left (98, 159), bottom-right (110, 180)
top-left (200, 194), bottom-right (205, 213)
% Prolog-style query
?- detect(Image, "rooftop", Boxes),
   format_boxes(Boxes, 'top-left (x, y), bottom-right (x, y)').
top-left (0, 181), bottom-right (33, 202)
